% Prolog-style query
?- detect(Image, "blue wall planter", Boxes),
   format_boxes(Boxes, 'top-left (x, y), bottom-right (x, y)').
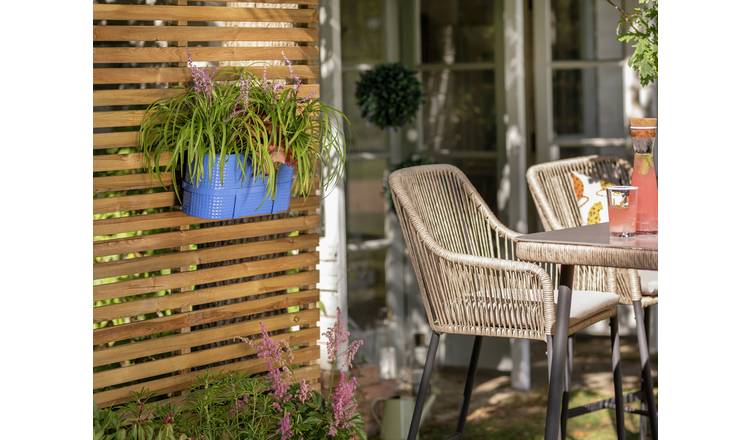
top-left (181, 154), bottom-right (294, 220)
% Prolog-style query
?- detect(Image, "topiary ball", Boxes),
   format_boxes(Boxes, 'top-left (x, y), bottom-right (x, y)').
top-left (355, 63), bottom-right (424, 130)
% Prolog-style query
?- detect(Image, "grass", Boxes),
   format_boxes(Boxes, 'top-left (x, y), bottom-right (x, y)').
top-left (417, 388), bottom-right (656, 440)
top-left (373, 335), bottom-right (656, 440)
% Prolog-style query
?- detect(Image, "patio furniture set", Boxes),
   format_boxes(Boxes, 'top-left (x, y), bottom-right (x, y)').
top-left (390, 155), bottom-right (658, 440)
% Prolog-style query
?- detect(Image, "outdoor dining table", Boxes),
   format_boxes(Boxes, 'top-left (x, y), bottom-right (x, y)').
top-left (515, 222), bottom-right (657, 440)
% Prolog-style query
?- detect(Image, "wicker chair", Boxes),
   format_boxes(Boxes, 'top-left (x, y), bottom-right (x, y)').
top-left (526, 155), bottom-right (658, 438)
top-left (389, 164), bottom-right (626, 440)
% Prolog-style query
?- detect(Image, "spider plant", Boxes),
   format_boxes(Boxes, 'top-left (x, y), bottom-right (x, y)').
top-left (139, 54), bottom-right (348, 200)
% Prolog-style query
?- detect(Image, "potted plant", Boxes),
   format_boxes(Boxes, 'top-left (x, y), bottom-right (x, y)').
top-left (355, 62), bottom-right (423, 131)
top-left (139, 53), bottom-right (347, 219)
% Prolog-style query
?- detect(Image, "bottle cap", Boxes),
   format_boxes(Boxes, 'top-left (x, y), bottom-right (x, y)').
top-left (629, 118), bottom-right (657, 137)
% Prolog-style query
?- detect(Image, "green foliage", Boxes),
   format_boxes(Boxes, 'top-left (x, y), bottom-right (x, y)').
top-left (93, 372), bottom-right (366, 440)
top-left (355, 63), bottom-right (424, 130)
top-left (139, 67), bottom-right (348, 200)
top-left (94, 392), bottom-right (186, 440)
top-left (275, 385), bottom-right (366, 440)
top-left (608, 0), bottom-right (658, 86)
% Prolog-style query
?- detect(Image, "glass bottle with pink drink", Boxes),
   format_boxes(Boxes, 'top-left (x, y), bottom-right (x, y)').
top-left (629, 118), bottom-right (658, 234)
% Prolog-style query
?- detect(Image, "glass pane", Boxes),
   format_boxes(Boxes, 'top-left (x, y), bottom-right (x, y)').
top-left (420, 0), bottom-right (495, 64)
top-left (341, 0), bottom-right (385, 64)
top-left (552, 66), bottom-right (624, 138)
top-left (347, 247), bottom-right (387, 329)
top-left (342, 71), bottom-right (388, 152)
top-left (422, 69), bottom-right (496, 151)
top-left (346, 158), bottom-right (387, 241)
top-left (552, 0), bottom-right (625, 60)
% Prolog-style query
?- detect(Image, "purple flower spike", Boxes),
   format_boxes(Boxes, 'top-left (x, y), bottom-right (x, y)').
top-left (330, 372), bottom-right (358, 435)
top-left (281, 50), bottom-right (302, 93)
top-left (239, 75), bottom-right (249, 106)
top-left (279, 410), bottom-right (292, 440)
top-left (298, 379), bottom-right (311, 403)
top-left (186, 51), bottom-right (214, 98)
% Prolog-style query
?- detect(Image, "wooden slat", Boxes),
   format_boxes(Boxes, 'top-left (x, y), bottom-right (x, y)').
top-left (94, 289), bottom-right (319, 344)
top-left (93, 65), bottom-right (318, 85)
top-left (136, 363), bottom-right (320, 411)
top-left (93, 88), bottom-right (184, 106)
top-left (94, 345), bottom-right (320, 407)
top-left (93, 5), bottom-right (318, 23)
top-left (94, 252), bottom-right (318, 301)
top-left (93, 84), bottom-right (319, 106)
top-left (93, 131), bottom-right (139, 149)
top-left (93, 172), bottom-right (171, 193)
top-left (95, 233), bottom-right (319, 279)
top-left (94, 271), bottom-right (318, 321)
top-left (94, 326), bottom-right (318, 389)
top-left (94, 308), bottom-right (319, 367)
top-left (94, 110), bottom-right (145, 128)
top-left (94, 26), bottom-right (318, 43)
top-left (93, 152), bottom-right (169, 172)
top-left (94, 46), bottom-right (318, 64)
top-left (93, 1), bottom-right (323, 404)
top-left (94, 192), bottom-right (175, 214)
top-left (94, 214), bottom-right (319, 256)
top-left (93, 196), bottom-right (319, 235)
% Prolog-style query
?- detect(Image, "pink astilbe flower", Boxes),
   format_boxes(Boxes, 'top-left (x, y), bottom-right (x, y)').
top-left (345, 339), bottom-right (364, 370)
top-left (187, 52), bottom-right (214, 97)
top-left (279, 410), bottom-right (292, 440)
top-left (324, 308), bottom-right (364, 369)
top-left (297, 379), bottom-right (311, 404)
top-left (236, 326), bottom-right (293, 402)
top-left (329, 372), bottom-right (358, 437)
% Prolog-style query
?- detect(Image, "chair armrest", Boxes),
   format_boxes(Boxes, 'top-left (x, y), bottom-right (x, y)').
top-left (416, 234), bottom-right (557, 337)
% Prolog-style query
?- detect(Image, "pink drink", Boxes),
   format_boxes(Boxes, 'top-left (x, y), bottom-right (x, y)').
top-left (630, 118), bottom-right (658, 235)
top-left (632, 153), bottom-right (658, 234)
top-left (607, 186), bottom-right (638, 237)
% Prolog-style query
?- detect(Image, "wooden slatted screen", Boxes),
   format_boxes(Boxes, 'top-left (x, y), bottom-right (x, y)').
top-left (93, 0), bottom-right (321, 408)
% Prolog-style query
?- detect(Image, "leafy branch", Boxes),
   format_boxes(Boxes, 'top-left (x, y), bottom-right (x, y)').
top-left (607, 0), bottom-right (658, 86)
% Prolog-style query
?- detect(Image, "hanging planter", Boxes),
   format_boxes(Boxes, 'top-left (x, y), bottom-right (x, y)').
top-left (138, 51), bottom-right (348, 221)
top-left (181, 154), bottom-right (294, 219)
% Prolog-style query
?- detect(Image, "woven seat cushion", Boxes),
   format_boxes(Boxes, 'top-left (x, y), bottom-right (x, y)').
top-left (556, 290), bottom-right (619, 322)
top-left (454, 290), bottom-right (618, 333)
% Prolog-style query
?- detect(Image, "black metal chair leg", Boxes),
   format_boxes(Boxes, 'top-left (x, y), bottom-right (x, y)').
top-left (455, 335), bottom-right (483, 436)
top-left (407, 331), bottom-right (440, 440)
top-left (610, 315), bottom-right (626, 440)
top-left (560, 336), bottom-right (573, 438)
top-left (640, 306), bottom-right (652, 440)
top-left (545, 267), bottom-right (573, 440)
top-left (634, 300), bottom-right (658, 440)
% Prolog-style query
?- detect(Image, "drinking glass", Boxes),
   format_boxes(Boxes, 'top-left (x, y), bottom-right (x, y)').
top-left (606, 186), bottom-right (639, 237)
